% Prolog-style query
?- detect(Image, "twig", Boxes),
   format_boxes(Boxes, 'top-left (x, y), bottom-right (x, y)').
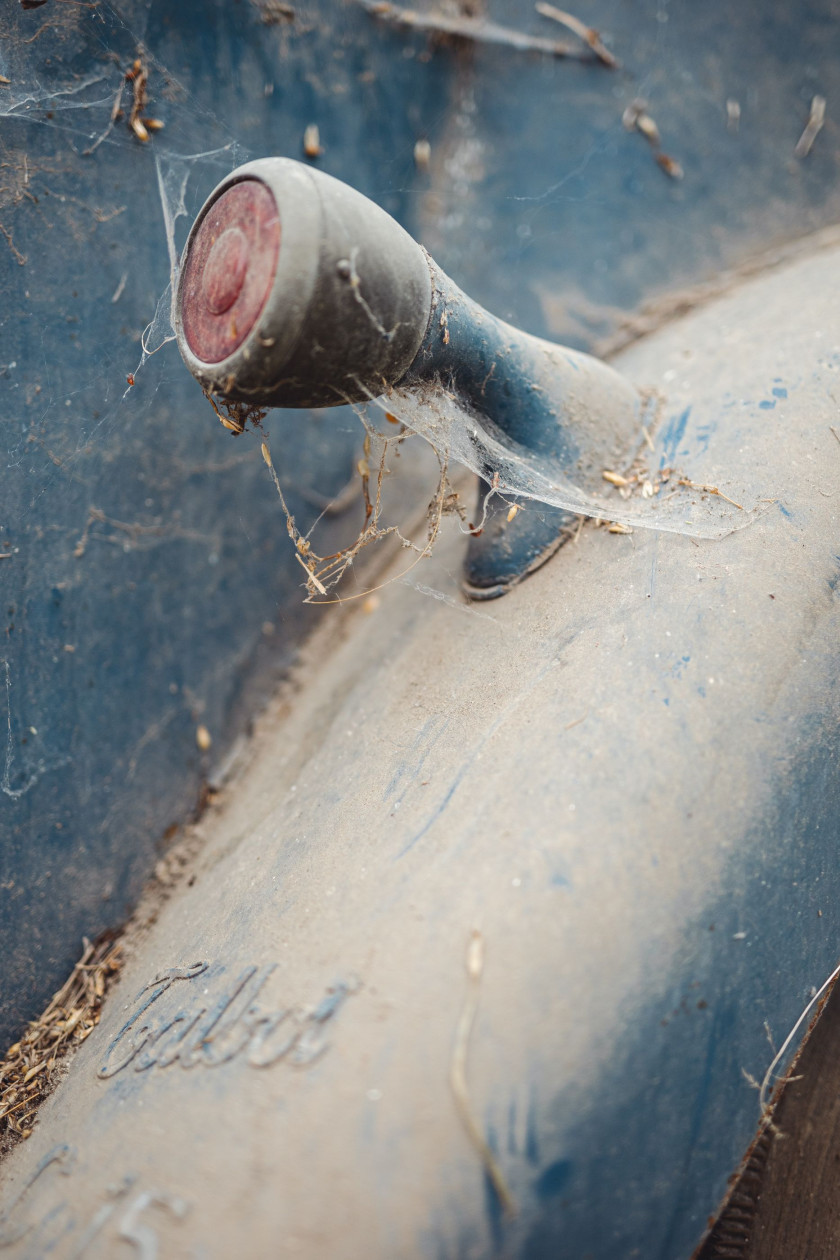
top-left (794, 95), bottom-right (826, 160)
top-left (676, 478), bottom-right (743, 510)
top-left (83, 82), bottom-right (124, 155)
top-left (655, 152), bottom-right (684, 180)
top-left (829, 425), bottom-right (840, 447)
top-left (623, 98), bottom-right (684, 180)
top-left (535, 2), bottom-right (618, 67)
top-left (564, 711), bottom-right (588, 730)
top-left (450, 932), bottom-right (517, 1218)
top-left (356, 0), bottom-right (581, 58)
top-left (0, 224), bottom-right (26, 267)
top-left (0, 1098), bottom-right (31, 1122)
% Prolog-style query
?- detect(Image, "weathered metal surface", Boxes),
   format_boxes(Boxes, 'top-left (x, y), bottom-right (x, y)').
top-left (0, 0), bottom-right (443, 1048)
top-left (3, 0), bottom-right (840, 1055)
top-left (0, 237), bottom-right (838, 1258)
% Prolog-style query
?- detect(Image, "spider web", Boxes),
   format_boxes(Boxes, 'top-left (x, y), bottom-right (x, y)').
top-left (0, 0), bottom-right (816, 605)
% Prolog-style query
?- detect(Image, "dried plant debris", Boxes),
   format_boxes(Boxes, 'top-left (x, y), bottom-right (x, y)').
top-left (303, 123), bottom-right (323, 159)
top-left (622, 99), bottom-right (651, 138)
top-left (413, 138), bottom-right (431, 170)
top-left (623, 101), bottom-right (660, 146)
top-left (602, 460), bottom-right (673, 500)
top-left (726, 97), bottom-right (741, 132)
top-left (601, 461), bottom-right (744, 514)
top-left (655, 152), bottom-right (684, 180)
top-left (623, 98), bottom-right (684, 180)
top-left (203, 380), bottom-right (465, 603)
top-left (356, 0), bottom-right (586, 59)
top-left (0, 937), bottom-right (122, 1147)
top-left (450, 932), bottom-right (517, 1218)
top-left (794, 94), bottom-right (826, 159)
top-left (202, 388), bottom-right (268, 436)
top-left (125, 57), bottom-right (159, 143)
top-left (86, 52), bottom-right (163, 154)
top-left (534, 3), bottom-right (618, 68)
top-left (675, 478), bottom-right (743, 510)
top-left (260, 415), bottom-right (462, 604)
top-left (252, 0), bottom-right (295, 23)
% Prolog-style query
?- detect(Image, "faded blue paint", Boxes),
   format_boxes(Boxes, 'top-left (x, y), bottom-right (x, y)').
top-left (658, 1001), bottom-right (734, 1258)
top-left (534, 1159), bottom-right (573, 1201)
top-left (507, 1099), bottom-right (518, 1155)
top-left (759, 399), bottom-right (777, 410)
top-left (526, 1094), bottom-right (540, 1166)
top-left (667, 654), bottom-right (692, 681)
top-left (514, 728), bottom-right (840, 1260)
top-left (660, 406), bottom-right (692, 465)
top-left (399, 658), bottom-right (559, 855)
top-left (694, 422), bottom-right (716, 455)
top-left (772, 387), bottom-right (788, 399)
top-left (6, 4), bottom-right (840, 1259)
top-left (384, 715), bottom-right (449, 806)
top-left (483, 1119), bottom-right (505, 1248)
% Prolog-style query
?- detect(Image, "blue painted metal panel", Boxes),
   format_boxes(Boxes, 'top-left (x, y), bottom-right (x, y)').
top-left (2, 0), bottom-right (840, 1104)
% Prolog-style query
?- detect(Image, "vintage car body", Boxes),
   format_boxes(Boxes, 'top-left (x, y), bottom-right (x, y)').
top-left (1, 1), bottom-right (839, 1257)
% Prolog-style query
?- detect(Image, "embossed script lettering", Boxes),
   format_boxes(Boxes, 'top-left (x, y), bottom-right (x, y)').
top-left (98, 962), bottom-right (360, 1079)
